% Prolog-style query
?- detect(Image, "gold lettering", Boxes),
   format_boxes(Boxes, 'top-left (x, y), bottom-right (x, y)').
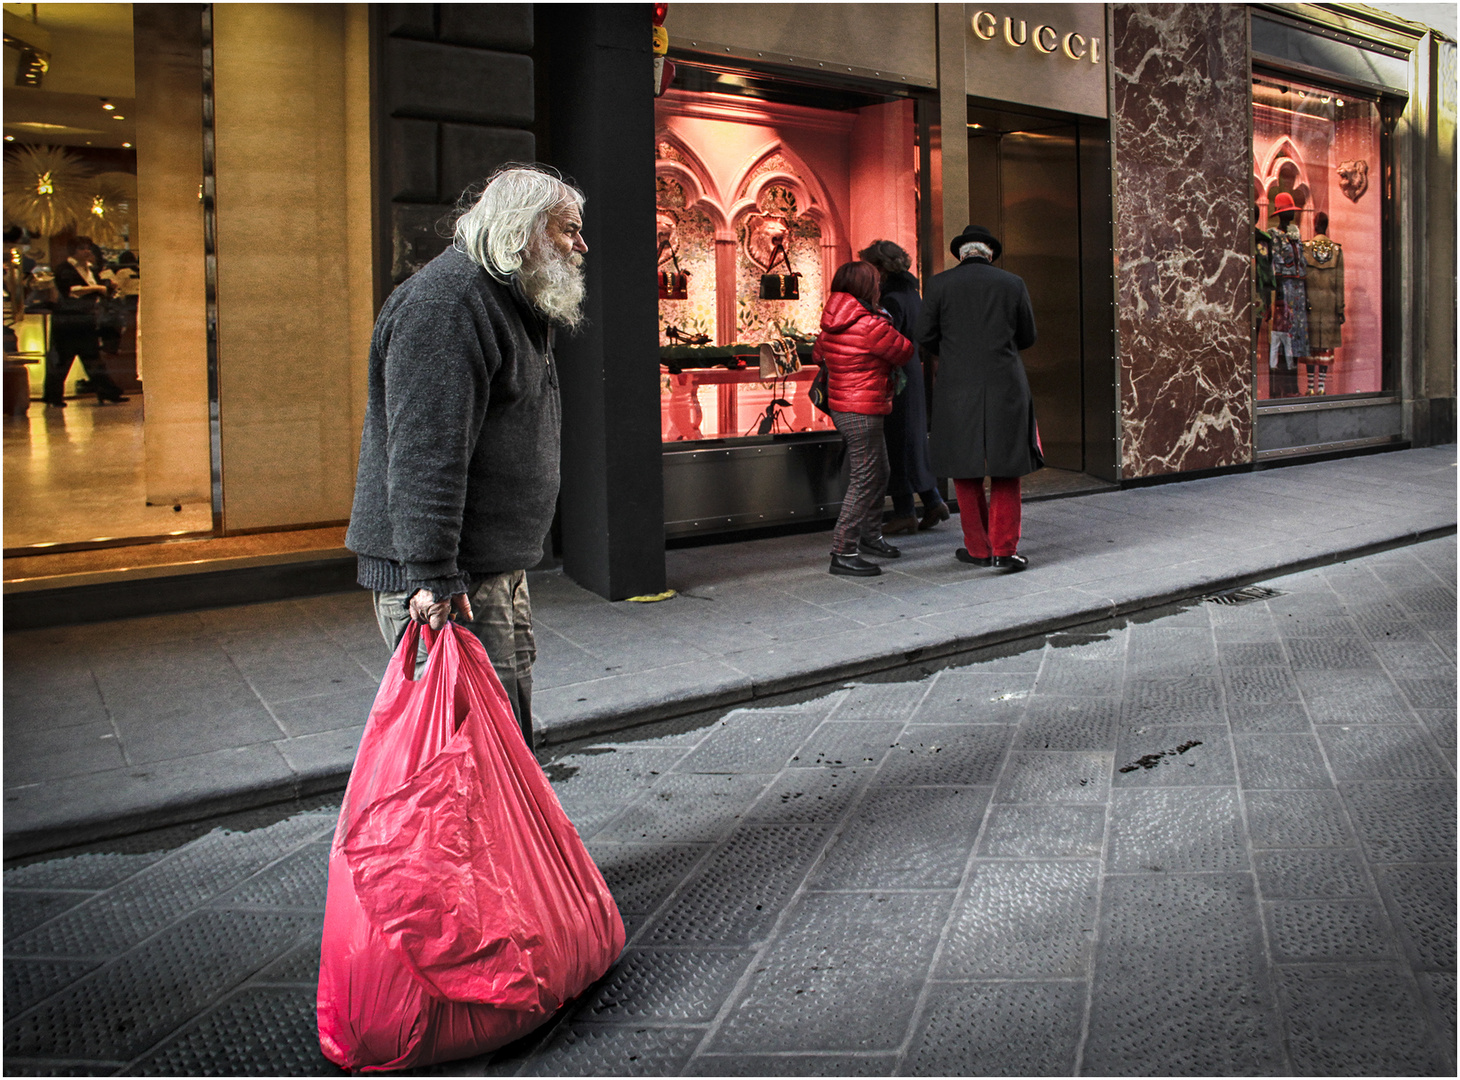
top-left (1091, 37), bottom-right (1101, 63)
top-left (971, 10), bottom-right (996, 40)
top-left (1062, 31), bottom-right (1086, 60)
top-left (1003, 17), bottom-right (1027, 46)
top-left (1034, 25), bottom-right (1058, 53)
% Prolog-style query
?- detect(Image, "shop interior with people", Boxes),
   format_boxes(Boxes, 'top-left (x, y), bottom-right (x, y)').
top-left (5, 4), bottom-right (372, 596)
top-left (3, 2), bottom-right (213, 553)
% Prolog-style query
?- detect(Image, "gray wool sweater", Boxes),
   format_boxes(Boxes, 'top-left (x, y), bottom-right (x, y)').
top-left (345, 245), bottom-right (561, 600)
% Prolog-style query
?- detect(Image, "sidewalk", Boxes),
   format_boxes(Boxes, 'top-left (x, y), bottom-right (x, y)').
top-left (5, 446), bottom-right (1455, 855)
top-left (5, 540), bottom-right (1454, 1075)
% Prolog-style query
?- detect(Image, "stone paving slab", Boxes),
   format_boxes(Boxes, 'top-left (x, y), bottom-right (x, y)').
top-left (3, 540), bottom-right (1453, 1076)
top-left (4, 446), bottom-right (1454, 856)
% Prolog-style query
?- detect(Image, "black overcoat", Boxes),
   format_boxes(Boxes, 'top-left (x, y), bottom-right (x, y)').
top-left (878, 271), bottom-right (937, 496)
top-left (916, 258), bottom-right (1039, 478)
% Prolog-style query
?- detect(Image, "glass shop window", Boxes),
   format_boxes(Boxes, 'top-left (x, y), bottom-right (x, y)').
top-left (1252, 74), bottom-right (1384, 401)
top-left (3, 4), bottom-right (211, 551)
top-left (656, 67), bottom-right (919, 442)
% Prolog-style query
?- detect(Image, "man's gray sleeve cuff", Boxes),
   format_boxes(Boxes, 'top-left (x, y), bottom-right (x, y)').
top-left (404, 560), bottom-right (469, 602)
top-left (404, 576), bottom-right (471, 603)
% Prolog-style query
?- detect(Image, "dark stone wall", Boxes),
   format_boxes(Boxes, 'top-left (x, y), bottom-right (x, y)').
top-left (1111, 4), bottom-right (1254, 477)
top-left (539, 4), bottom-right (665, 600)
top-left (370, 4), bottom-right (665, 600)
top-left (374, 4), bottom-right (537, 296)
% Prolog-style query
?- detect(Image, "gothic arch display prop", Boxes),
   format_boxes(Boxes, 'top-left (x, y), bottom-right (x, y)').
top-left (727, 146), bottom-right (838, 340)
top-left (654, 132), bottom-right (843, 344)
top-left (731, 143), bottom-right (843, 279)
top-left (654, 176), bottom-right (718, 344)
top-left (731, 184), bottom-right (825, 340)
top-left (1256, 138), bottom-right (1312, 221)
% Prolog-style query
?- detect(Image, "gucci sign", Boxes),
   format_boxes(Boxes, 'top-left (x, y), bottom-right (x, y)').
top-left (963, 4), bottom-right (1108, 119)
top-left (971, 10), bottom-right (1101, 63)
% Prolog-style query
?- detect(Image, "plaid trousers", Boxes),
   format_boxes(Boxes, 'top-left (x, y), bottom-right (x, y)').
top-left (830, 409), bottom-right (889, 554)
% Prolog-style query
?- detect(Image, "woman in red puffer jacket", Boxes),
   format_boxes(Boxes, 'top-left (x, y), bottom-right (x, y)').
top-left (812, 260), bottom-right (913, 577)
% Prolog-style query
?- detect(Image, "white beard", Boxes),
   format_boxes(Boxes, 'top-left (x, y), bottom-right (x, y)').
top-left (519, 242), bottom-right (586, 330)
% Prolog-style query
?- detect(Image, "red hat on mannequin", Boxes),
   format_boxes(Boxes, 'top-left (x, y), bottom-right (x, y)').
top-left (1272, 191), bottom-right (1301, 214)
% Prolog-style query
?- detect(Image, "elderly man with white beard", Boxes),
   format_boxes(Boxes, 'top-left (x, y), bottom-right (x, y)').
top-left (345, 164), bottom-right (588, 751)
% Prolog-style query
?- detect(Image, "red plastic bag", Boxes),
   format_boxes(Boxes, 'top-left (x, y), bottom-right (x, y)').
top-left (317, 621), bottom-right (625, 1072)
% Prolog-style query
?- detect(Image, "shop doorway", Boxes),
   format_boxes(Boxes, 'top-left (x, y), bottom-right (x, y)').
top-left (967, 105), bottom-right (1108, 475)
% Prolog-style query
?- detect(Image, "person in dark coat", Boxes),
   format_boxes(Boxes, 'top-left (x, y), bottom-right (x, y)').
top-left (858, 240), bottom-right (949, 535)
top-left (45, 237), bottom-right (127, 406)
top-left (916, 225), bottom-right (1039, 571)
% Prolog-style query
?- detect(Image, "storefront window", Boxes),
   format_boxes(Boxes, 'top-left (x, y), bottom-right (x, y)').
top-left (656, 69), bottom-right (919, 442)
top-left (1252, 73), bottom-right (1384, 400)
top-left (3, 3), bottom-right (213, 550)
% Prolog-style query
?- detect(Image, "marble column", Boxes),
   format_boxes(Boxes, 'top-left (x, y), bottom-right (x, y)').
top-left (1111, 4), bottom-right (1253, 477)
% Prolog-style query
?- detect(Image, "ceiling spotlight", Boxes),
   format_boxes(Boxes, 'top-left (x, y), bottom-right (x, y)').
top-left (3, 135), bottom-right (12, 142)
top-left (1336, 99), bottom-right (1344, 107)
top-left (4, 36), bottom-right (49, 87)
top-left (112, 114), bottom-right (125, 121)
top-left (101, 100), bottom-right (115, 110)
top-left (122, 141), bottom-right (131, 148)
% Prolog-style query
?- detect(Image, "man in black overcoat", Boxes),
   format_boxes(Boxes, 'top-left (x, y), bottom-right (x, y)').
top-left (916, 225), bottom-right (1039, 571)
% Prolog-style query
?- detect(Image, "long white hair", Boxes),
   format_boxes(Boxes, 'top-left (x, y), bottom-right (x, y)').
top-left (453, 163), bottom-right (585, 280)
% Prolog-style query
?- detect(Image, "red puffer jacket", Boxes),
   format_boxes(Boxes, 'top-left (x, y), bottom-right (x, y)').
top-left (812, 292), bottom-right (913, 415)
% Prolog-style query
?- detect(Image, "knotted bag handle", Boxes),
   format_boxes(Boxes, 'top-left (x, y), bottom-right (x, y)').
top-left (397, 620), bottom-right (440, 682)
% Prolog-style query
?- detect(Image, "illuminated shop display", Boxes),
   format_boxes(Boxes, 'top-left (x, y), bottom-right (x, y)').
top-left (655, 80), bottom-right (917, 443)
top-left (1252, 74), bottom-right (1384, 400)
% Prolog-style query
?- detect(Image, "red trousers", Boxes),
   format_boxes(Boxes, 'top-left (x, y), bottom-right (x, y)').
top-left (953, 477), bottom-right (1022, 558)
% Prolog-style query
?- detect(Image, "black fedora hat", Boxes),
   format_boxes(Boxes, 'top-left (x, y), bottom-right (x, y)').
top-left (950, 225), bottom-right (1002, 261)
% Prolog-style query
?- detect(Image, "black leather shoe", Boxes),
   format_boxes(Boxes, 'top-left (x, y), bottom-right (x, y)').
top-left (955, 548), bottom-right (993, 567)
top-left (991, 554), bottom-right (1029, 571)
top-left (830, 553), bottom-right (881, 577)
top-left (858, 536), bottom-right (901, 558)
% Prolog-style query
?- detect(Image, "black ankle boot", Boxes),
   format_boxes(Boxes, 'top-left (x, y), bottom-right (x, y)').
top-left (830, 553), bottom-right (881, 577)
top-left (858, 536), bottom-right (901, 558)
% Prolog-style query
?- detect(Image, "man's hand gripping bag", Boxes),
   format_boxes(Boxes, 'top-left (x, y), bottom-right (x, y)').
top-left (317, 622), bottom-right (625, 1071)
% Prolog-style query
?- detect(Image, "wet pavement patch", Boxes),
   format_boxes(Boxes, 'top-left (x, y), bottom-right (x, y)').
top-left (1119, 740), bottom-right (1203, 773)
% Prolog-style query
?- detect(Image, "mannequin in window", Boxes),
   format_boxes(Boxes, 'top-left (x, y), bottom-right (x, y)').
top-left (1267, 191), bottom-right (1308, 398)
top-left (1302, 210), bottom-right (1344, 395)
top-left (1253, 203), bottom-right (1275, 323)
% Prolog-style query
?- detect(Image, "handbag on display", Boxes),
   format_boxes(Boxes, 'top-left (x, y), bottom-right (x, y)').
top-left (758, 239), bottom-right (800, 300)
top-left (758, 336), bottom-right (802, 379)
top-left (658, 247), bottom-right (689, 300)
